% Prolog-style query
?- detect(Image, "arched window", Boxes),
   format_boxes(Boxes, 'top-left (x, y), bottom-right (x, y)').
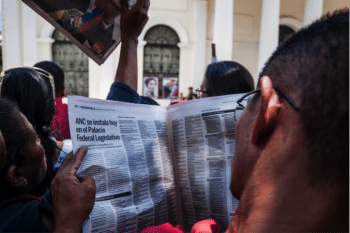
top-left (143, 25), bottom-right (180, 99)
top-left (52, 29), bottom-right (89, 97)
top-left (279, 25), bottom-right (296, 45)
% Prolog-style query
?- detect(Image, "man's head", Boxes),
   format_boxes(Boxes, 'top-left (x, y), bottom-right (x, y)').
top-left (231, 10), bottom-right (349, 199)
top-left (34, 61), bottom-right (65, 98)
top-left (189, 87), bottom-right (193, 92)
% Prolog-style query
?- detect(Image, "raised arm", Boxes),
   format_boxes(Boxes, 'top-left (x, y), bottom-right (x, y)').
top-left (114, 0), bottom-right (150, 91)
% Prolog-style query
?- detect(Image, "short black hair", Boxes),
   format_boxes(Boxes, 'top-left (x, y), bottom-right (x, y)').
top-left (205, 61), bottom-right (254, 96)
top-left (34, 61), bottom-right (65, 97)
top-left (259, 9), bottom-right (349, 186)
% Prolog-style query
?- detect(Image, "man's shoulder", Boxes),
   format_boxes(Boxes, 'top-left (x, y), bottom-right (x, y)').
top-left (107, 82), bottom-right (142, 104)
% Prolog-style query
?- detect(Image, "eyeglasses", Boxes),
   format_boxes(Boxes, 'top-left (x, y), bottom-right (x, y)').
top-left (195, 88), bottom-right (213, 98)
top-left (1, 67), bottom-right (55, 98)
top-left (233, 86), bottom-right (299, 122)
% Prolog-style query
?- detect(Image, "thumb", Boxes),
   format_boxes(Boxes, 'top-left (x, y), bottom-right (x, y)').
top-left (79, 176), bottom-right (96, 192)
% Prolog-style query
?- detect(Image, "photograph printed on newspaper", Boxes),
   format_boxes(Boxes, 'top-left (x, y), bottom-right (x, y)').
top-left (22, 0), bottom-right (137, 65)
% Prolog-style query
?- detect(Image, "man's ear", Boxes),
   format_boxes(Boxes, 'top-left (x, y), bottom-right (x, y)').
top-left (7, 165), bottom-right (26, 188)
top-left (251, 76), bottom-right (282, 147)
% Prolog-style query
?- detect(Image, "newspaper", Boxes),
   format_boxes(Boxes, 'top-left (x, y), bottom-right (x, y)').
top-left (22, 0), bottom-right (137, 65)
top-left (68, 94), bottom-right (244, 232)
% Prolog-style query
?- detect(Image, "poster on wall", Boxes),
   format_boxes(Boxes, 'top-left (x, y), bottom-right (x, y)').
top-left (22, 0), bottom-right (137, 65)
top-left (143, 77), bottom-right (159, 99)
top-left (162, 77), bottom-right (178, 99)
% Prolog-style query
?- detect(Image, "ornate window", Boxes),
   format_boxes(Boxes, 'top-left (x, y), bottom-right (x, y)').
top-left (143, 25), bottom-right (180, 99)
top-left (52, 29), bottom-right (89, 97)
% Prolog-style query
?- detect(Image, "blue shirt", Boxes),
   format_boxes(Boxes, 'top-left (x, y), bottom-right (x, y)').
top-left (107, 82), bottom-right (159, 105)
top-left (0, 190), bottom-right (53, 232)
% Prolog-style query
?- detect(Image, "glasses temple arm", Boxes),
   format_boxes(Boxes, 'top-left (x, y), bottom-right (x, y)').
top-left (273, 86), bottom-right (299, 110)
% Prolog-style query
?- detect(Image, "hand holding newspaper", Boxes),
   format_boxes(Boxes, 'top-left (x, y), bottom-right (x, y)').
top-left (68, 94), bottom-right (244, 232)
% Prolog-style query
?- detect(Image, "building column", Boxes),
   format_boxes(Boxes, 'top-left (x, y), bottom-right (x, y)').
top-left (37, 38), bottom-right (55, 62)
top-left (2, 0), bottom-right (22, 69)
top-left (192, 0), bottom-right (208, 90)
top-left (137, 41), bottom-right (147, 94)
top-left (178, 42), bottom-right (194, 98)
top-left (89, 55), bottom-right (115, 99)
top-left (2, 0), bottom-right (38, 69)
top-left (212, 0), bottom-right (234, 61)
top-left (257, 0), bottom-right (280, 76)
top-left (21, 2), bottom-right (37, 66)
top-left (303, 0), bottom-right (323, 27)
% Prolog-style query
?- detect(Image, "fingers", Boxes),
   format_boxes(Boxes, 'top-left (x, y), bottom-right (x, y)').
top-left (122, 0), bottom-right (149, 13)
top-left (79, 176), bottom-right (96, 193)
top-left (120, 0), bottom-right (128, 12)
top-left (134, 0), bottom-right (145, 9)
top-left (57, 151), bottom-right (74, 172)
top-left (58, 146), bottom-right (88, 175)
top-left (141, 0), bottom-right (150, 16)
top-left (136, 16), bottom-right (149, 36)
top-left (67, 145), bottom-right (88, 175)
top-left (143, 0), bottom-right (150, 10)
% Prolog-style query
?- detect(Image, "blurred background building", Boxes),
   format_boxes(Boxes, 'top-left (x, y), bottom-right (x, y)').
top-left (0, 0), bottom-right (348, 106)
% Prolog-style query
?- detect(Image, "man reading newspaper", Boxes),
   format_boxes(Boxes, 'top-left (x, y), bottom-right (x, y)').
top-left (56, 4), bottom-right (348, 233)
top-left (141, 9), bottom-right (349, 233)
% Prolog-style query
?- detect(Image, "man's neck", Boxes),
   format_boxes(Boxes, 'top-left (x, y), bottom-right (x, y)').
top-left (228, 121), bottom-right (348, 231)
top-left (226, 151), bottom-right (348, 232)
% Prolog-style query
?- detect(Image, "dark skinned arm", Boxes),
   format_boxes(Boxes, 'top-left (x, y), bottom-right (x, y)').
top-left (114, 0), bottom-right (150, 91)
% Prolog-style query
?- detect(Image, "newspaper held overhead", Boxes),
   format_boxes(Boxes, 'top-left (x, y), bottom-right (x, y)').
top-left (22, 0), bottom-right (137, 65)
top-left (68, 95), bottom-right (244, 232)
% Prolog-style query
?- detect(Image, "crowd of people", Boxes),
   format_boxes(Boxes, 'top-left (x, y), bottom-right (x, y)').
top-left (0, 0), bottom-right (348, 232)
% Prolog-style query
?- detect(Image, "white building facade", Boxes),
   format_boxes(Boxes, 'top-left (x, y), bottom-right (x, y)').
top-left (1, 0), bottom-right (348, 106)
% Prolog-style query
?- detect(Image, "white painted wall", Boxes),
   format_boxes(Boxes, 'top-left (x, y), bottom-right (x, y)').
top-left (5, 0), bottom-right (345, 107)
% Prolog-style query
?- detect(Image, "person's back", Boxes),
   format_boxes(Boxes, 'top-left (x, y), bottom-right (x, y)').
top-left (34, 61), bottom-right (71, 141)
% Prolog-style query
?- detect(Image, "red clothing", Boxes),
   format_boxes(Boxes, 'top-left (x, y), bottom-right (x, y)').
top-left (51, 97), bottom-right (70, 141)
top-left (140, 219), bottom-right (222, 233)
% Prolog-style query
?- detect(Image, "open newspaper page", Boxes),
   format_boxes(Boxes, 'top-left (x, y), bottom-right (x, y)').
top-left (22, 0), bottom-right (137, 65)
top-left (68, 96), bottom-right (178, 233)
top-left (167, 94), bottom-right (244, 231)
